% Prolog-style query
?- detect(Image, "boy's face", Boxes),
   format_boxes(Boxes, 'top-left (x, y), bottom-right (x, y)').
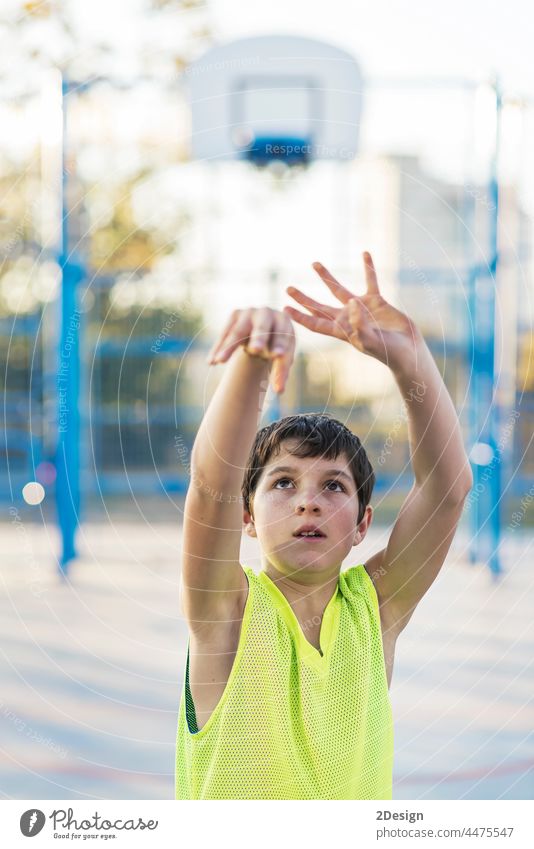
top-left (243, 439), bottom-right (373, 579)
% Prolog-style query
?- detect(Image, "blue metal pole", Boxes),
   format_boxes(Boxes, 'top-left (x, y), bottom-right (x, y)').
top-left (466, 262), bottom-right (478, 567)
top-left (462, 87), bottom-right (479, 569)
top-left (469, 79), bottom-right (502, 577)
top-left (55, 75), bottom-right (83, 576)
top-left (487, 80), bottom-right (502, 576)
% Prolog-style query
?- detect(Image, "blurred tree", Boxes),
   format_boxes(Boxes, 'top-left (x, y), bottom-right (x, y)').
top-left (0, 0), bottom-right (214, 490)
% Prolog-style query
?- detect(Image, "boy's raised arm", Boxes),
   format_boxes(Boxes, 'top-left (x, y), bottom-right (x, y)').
top-left (181, 307), bottom-right (295, 634)
top-left (284, 253), bottom-right (473, 636)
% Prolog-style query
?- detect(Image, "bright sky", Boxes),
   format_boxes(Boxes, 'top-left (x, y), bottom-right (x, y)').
top-left (210, 0), bottom-right (534, 95)
top-left (42, 0), bottom-right (534, 97)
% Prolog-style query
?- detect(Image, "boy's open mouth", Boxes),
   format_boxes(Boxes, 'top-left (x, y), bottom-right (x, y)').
top-left (293, 524), bottom-right (326, 539)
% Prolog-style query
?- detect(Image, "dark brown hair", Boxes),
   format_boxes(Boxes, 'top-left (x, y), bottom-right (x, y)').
top-left (242, 413), bottom-right (375, 524)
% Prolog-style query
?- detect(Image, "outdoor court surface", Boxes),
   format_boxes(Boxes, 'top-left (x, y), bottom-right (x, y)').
top-left (1, 514), bottom-right (532, 800)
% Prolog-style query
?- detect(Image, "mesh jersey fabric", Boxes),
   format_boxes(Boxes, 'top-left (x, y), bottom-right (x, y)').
top-left (175, 563), bottom-right (394, 800)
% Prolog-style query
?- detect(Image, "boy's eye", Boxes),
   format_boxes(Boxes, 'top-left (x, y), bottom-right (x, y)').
top-left (326, 480), bottom-right (345, 492)
top-left (273, 477), bottom-right (346, 492)
top-left (273, 478), bottom-right (293, 489)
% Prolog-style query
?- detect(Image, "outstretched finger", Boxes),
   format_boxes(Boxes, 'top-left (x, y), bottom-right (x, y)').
top-left (362, 251), bottom-right (380, 295)
top-left (207, 311), bottom-right (237, 363)
top-left (272, 334), bottom-right (295, 394)
top-left (270, 313), bottom-right (294, 358)
top-left (285, 286), bottom-right (338, 319)
top-left (213, 311), bottom-right (252, 362)
top-left (312, 262), bottom-right (355, 305)
top-left (283, 304), bottom-right (335, 338)
top-left (248, 307), bottom-right (275, 355)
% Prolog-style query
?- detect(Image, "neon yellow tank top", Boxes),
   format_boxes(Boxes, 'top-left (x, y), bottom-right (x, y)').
top-left (175, 563), bottom-right (394, 799)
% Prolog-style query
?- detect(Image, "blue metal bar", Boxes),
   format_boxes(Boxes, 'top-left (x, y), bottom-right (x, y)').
top-left (55, 75), bottom-right (83, 576)
top-left (94, 337), bottom-right (192, 356)
top-left (82, 470), bottom-right (416, 497)
top-left (0, 314), bottom-right (41, 334)
top-left (467, 79), bottom-right (502, 577)
top-left (92, 405), bottom-right (199, 424)
top-left (487, 82), bottom-right (503, 576)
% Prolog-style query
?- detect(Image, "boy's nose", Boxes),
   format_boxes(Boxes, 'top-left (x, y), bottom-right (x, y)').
top-left (296, 501), bottom-right (321, 514)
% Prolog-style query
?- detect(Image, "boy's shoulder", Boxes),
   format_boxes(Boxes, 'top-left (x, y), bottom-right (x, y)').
top-left (339, 563), bottom-right (381, 614)
top-left (339, 561), bottom-right (368, 586)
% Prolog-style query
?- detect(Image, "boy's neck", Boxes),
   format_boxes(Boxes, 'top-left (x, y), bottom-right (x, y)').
top-left (262, 563), bottom-right (340, 612)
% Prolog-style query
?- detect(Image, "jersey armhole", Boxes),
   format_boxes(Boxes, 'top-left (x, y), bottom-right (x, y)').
top-left (185, 642), bottom-right (199, 734)
top-left (183, 566), bottom-right (253, 738)
top-left (358, 564), bottom-right (394, 695)
top-left (357, 563), bottom-right (381, 620)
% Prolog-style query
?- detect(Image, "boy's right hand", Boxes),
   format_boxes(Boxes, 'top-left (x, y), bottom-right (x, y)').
top-left (207, 307), bottom-right (295, 394)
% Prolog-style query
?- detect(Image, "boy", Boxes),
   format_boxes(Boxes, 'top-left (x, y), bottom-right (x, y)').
top-left (175, 252), bottom-right (473, 800)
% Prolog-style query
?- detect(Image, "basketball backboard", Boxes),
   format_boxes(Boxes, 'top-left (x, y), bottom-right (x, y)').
top-left (186, 35), bottom-right (363, 166)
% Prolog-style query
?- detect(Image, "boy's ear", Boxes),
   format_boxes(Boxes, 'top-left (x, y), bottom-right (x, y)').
top-left (353, 504), bottom-right (373, 546)
top-left (243, 508), bottom-right (257, 538)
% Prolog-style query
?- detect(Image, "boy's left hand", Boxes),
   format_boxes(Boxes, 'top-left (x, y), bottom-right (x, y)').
top-left (283, 252), bottom-right (422, 374)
